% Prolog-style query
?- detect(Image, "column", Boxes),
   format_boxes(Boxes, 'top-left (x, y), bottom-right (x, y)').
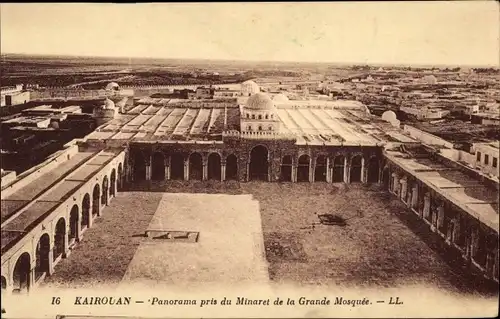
top-left (202, 163), bottom-right (208, 181)
top-left (88, 202), bottom-right (93, 228)
top-left (145, 165), bottom-right (151, 181)
top-left (29, 266), bottom-right (36, 291)
top-left (360, 157), bottom-right (366, 183)
top-left (437, 202), bottom-right (445, 234)
top-left (309, 160), bottom-right (315, 183)
top-left (77, 212), bottom-right (82, 242)
top-left (343, 156), bottom-right (349, 183)
top-left (326, 158), bottom-right (331, 183)
top-left (62, 229), bottom-right (69, 258)
top-left (221, 162), bottom-right (226, 181)
top-left (165, 156), bottom-right (171, 180)
top-left (400, 177), bottom-right (407, 202)
top-left (292, 163), bottom-right (297, 183)
top-left (423, 193), bottom-right (431, 220)
top-left (47, 247), bottom-right (55, 275)
top-left (246, 161), bottom-right (250, 182)
top-left (184, 159), bottom-right (189, 181)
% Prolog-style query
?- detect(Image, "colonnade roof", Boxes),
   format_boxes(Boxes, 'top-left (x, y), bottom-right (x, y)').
top-left (385, 150), bottom-right (499, 232)
top-left (0, 150), bottom-right (121, 254)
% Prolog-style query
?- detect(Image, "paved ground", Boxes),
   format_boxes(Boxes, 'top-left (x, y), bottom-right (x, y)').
top-left (44, 181), bottom-right (498, 298)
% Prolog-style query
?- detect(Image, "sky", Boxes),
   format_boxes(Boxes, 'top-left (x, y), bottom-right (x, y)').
top-left (1, 2), bottom-right (499, 66)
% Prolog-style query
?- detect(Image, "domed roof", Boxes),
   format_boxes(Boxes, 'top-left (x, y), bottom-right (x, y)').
top-left (104, 98), bottom-right (115, 109)
top-left (272, 93), bottom-right (289, 102)
top-left (241, 80), bottom-right (260, 95)
top-left (105, 82), bottom-right (120, 90)
top-left (245, 93), bottom-right (275, 111)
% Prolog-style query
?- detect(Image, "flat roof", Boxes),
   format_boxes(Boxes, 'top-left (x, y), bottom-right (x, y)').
top-left (385, 150), bottom-right (499, 232)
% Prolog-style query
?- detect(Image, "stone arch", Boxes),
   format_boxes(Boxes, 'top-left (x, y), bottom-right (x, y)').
top-left (315, 155), bottom-right (327, 182)
top-left (151, 152), bottom-right (165, 181)
top-left (53, 217), bottom-right (66, 261)
top-left (189, 152), bottom-right (203, 180)
top-left (92, 184), bottom-right (100, 217)
top-left (280, 155), bottom-right (293, 182)
top-left (333, 156), bottom-right (345, 183)
top-left (81, 193), bottom-right (91, 229)
top-left (226, 154), bottom-right (238, 180)
top-left (69, 204), bottom-right (79, 244)
top-left (110, 168), bottom-right (116, 197)
top-left (208, 153), bottom-right (221, 181)
top-left (249, 145), bottom-right (269, 181)
top-left (12, 252), bottom-right (31, 293)
top-left (133, 152), bottom-right (146, 182)
top-left (101, 175), bottom-right (109, 205)
top-left (35, 233), bottom-right (51, 280)
top-left (366, 157), bottom-right (380, 183)
top-left (170, 153), bottom-right (184, 180)
top-left (297, 154), bottom-right (310, 182)
top-left (117, 163), bottom-right (123, 191)
top-left (350, 155), bottom-right (362, 183)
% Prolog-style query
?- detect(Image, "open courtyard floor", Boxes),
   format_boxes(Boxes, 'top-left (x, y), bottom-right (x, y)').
top-left (43, 181), bottom-right (498, 298)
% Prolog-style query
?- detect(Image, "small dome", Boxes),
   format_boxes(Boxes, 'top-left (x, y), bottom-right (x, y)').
top-left (241, 80), bottom-right (260, 95)
top-left (104, 98), bottom-right (115, 109)
top-left (272, 93), bottom-right (289, 102)
top-left (106, 82), bottom-right (120, 90)
top-left (245, 93), bottom-right (275, 111)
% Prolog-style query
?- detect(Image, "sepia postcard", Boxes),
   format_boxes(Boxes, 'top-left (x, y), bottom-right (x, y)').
top-left (0, 2), bottom-right (499, 318)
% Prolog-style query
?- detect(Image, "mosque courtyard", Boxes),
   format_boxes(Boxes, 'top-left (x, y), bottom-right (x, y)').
top-left (42, 181), bottom-right (495, 296)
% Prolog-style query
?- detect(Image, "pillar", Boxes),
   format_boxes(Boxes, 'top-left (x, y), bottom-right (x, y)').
top-left (29, 267), bottom-right (36, 291)
top-left (165, 157), bottom-right (171, 181)
top-left (423, 193), bottom-right (431, 220)
top-left (221, 162), bottom-right (226, 181)
top-left (62, 229), bottom-right (69, 258)
top-left (76, 212), bottom-right (82, 242)
top-left (326, 158), bottom-right (331, 183)
top-left (343, 156), bottom-right (349, 183)
top-left (184, 159), bottom-right (189, 181)
top-left (246, 161), bottom-right (250, 182)
top-left (145, 164), bottom-right (151, 181)
top-left (437, 202), bottom-right (445, 233)
top-left (400, 177), bottom-right (407, 202)
top-left (360, 157), bottom-right (366, 183)
top-left (202, 163), bottom-right (208, 181)
top-left (292, 163), bottom-right (297, 183)
top-left (47, 248), bottom-right (54, 275)
top-left (88, 202), bottom-right (93, 228)
top-left (309, 160), bottom-right (315, 183)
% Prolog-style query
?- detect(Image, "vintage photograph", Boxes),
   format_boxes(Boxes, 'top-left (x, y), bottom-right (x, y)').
top-left (0, 2), bottom-right (499, 318)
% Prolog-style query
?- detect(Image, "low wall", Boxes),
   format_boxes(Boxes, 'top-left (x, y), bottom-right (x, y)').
top-left (403, 125), bottom-right (454, 148)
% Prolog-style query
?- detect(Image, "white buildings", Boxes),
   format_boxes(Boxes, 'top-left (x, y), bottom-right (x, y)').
top-left (472, 142), bottom-right (500, 178)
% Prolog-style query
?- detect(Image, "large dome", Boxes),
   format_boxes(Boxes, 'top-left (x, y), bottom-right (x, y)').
top-left (245, 93), bottom-right (275, 111)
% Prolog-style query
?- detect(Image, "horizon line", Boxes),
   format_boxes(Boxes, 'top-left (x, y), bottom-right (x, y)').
top-left (1, 51), bottom-right (499, 69)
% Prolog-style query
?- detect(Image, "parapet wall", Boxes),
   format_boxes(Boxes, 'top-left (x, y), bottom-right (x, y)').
top-left (403, 125), bottom-right (454, 148)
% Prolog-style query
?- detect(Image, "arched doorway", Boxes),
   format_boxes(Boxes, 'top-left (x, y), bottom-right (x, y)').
top-left (382, 167), bottom-right (390, 190)
top-left (81, 193), bottom-right (90, 229)
top-left (69, 205), bottom-right (79, 244)
top-left (53, 218), bottom-right (66, 261)
top-left (170, 153), bottom-right (184, 180)
top-left (13, 252), bottom-right (31, 293)
top-left (280, 155), bottom-right (293, 182)
top-left (315, 155), bottom-right (327, 182)
top-left (133, 152), bottom-right (146, 181)
top-left (151, 152), bottom-right (165, 181)
top-left (350, 155), bottom-right (362, 183)
top-left (226, 154), bottom-right (238, 180)
top-left (297, 155), bottom-right (310, 182)
top-left (366, 157), bottom-right (380, 183)
top-left (333, 156), bottom-right (345, 182)
top-left (92, 184), bottom-right (100, 217)
top-left (117, 163), bottom-right (123, 191)
top-left (101, 176), bottom-right (109, 205)
top-left (35, 234), bottom-right (51, 280)
top-left (208, 153), bottom-right (221, 180)
top-left (110, 169), bottom-right (116, 197)
top-left (249, 145), bottom-right (269, 181)
top-left (189, 153), bottom-right (203, 180)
